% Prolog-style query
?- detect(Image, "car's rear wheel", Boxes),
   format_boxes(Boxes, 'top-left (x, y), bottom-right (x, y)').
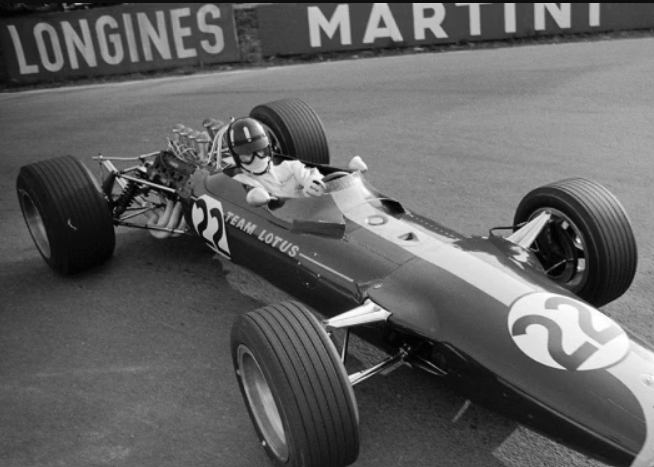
top-left (250, 98), bottom-right (330, 165)
top-left (231, 301), bottom-right (359, 467)
top-left (16, 155), bottom-right (115, 275)
top-left (514, 178), bottom-right (637, 308)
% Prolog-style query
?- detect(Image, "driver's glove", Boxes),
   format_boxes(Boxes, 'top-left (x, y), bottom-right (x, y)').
top-left (303, 178), bottom-right (326, 197)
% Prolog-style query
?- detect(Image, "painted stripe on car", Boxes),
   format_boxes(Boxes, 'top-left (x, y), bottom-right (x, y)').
top-left (608, 346), bottom-right (654, 467)
top-left (330, 179), bottom-right (536, 306)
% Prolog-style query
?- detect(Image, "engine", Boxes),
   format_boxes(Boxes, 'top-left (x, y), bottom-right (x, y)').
top-left (147, 118), bottom-right (229, 189)
top-left (146, 150), bottom-right (198, 192)
top-left (109, 119), bottom-right (227, 239)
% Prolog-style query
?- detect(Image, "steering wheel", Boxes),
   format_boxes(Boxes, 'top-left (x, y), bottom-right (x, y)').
top-left (322, 171), bottom-right (351, 182)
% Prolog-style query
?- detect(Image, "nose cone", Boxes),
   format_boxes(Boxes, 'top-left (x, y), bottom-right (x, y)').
top-left (604, 343), bottom-right (654, 467)
top-left (504, 293), bottom-right (654, 466)
top-left (367, 242), bottom-right (654, 466)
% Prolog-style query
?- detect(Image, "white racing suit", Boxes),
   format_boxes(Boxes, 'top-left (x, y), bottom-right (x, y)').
top-left (233, 158), bottom-right (324, 198)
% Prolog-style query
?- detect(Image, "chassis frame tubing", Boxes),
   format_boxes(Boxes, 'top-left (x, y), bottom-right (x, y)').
top-left (95, 156), bottom-right (188, 235)
top-left (323, 300), bottom-right (447, 386)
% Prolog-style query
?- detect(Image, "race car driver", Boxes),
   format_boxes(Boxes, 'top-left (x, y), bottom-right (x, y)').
top-left (226, 117), bottom-right (326, 199)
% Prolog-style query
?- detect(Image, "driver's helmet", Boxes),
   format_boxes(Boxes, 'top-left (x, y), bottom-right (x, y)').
top-left (227, 117), bottom-right (271, 168)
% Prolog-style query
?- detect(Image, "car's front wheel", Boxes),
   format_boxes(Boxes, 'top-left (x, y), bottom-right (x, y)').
top-left (514, 178), bottom-right (637, 308)
top-left (230, 301), bottom-right (359, 467)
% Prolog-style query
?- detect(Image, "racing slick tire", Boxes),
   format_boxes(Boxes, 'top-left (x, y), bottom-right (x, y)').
top-left (16, 155), bottom-right (115, 275)
top-left (514, 178), bottom-right (637, 308)
top-left (230, 301), bottom-right (359, 467)
top-left (250, 98), bottom-right (331, 165)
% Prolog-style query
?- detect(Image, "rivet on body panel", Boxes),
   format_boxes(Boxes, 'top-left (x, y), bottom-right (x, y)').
top-left (367, 215), bottom-right (387, 226)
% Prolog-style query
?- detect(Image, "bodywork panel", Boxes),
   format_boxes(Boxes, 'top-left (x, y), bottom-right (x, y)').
top-left (188, 168), bottom-right (653, 467)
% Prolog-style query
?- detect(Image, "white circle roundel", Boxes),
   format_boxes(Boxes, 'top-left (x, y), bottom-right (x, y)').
top-left (508, 293), bottom-right (630, 371)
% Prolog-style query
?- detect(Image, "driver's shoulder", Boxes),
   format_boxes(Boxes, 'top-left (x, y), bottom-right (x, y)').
top-left (271, 154), bottom-right (300, 167)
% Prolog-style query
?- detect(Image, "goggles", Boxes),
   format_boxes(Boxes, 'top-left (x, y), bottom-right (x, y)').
top-left (239, 146), bottom-right (271, 165)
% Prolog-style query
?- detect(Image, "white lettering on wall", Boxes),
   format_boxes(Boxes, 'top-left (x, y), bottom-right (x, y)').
top-left (455, 3), bottom-right (492, 36)
top-left (62, 20), bottom-right (97, 69)
top-left (171, 8), bottom-right (197, 59)
top-left (8, 25), bottom-right (38, 74)
top-left (34, 23), bottom-right (63, 72)
top-left (504, 3), bottom-right (516, 33)
top-left (137, 11), bottom-right (172, 61)
top-left (363, 3), bottom-right (403, 43)
top-left (122, 13), bottom-right (139, 62)
top-left (589, 3), bottom-right (600, 27)
top-left (96, 16), bottom-right (123, 65)
top-left (535, 3), bottom-right (571, 31)
top-left (4, 4), bottom-right (232, 77)
top-left (308, 4), bottom-right (351, 47)
top-left (198, 4), bottom-right (224, 54)
top-left (413, 3), bottom-right (447, 40)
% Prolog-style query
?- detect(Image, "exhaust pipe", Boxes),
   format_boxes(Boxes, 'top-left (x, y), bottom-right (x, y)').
top-left (145, 199), bottom-right (185, 239)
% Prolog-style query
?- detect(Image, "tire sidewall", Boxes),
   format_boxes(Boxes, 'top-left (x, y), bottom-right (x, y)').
top-left (515, 188), bottom-right (601, 295)
top-left (17, 170), bottom-right (66, 271)
top-left (16, 156), bottom-right (115, 275)
top-left (231, 317), bottom-right (300, 467)
top-left (231, 303), bottom-right (360, 467)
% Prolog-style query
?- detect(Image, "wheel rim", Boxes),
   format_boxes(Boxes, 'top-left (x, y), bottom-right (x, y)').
top-left (18, 189), bottom-right (51, 259)
top-left (237, 345), bottom-right (288, 461)
top-left (529, 208), bottom-right (587, 291)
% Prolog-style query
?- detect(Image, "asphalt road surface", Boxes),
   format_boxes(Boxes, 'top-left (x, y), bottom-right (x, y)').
top-left (1, 37), bottom-right (653, 467)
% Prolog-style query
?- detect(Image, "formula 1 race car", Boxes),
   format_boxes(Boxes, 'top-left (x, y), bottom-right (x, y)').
top-left (16, 98), bottom-right (651, 467)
